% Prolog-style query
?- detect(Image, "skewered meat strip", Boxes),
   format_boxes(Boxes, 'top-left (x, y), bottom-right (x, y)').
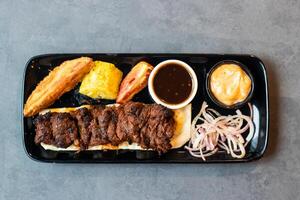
top-left (34, 102), bottom-right (175, 153)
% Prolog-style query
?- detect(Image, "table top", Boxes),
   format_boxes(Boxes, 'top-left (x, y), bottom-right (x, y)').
top-left (0, 0), bottom-right (299, 200)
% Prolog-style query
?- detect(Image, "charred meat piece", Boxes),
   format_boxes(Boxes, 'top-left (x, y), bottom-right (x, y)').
top-left (122, 102), bottom-right (145, 144)
top-left (139, 104), bottom-right (175, 153)
top-left (72, 107), bottom-right (93, 150)
top-left (89, 105), bottom-right (109, 146)
top-left (89, 106), bottom-right (108, 146)
top-left (34, 112), bottom-right (78, 148)
top-left (115, 105), bottom-right (127, 142)
top-left (50, 113), bottom-right (78, 148)
top-left (102, 107), bottom-right (119, 145)
top-left (33, 102), bottom-right (176, 153)
top-left (34, 112), bottom-right (54, 145)
top-left (89, 106), bottom-right (126, 146)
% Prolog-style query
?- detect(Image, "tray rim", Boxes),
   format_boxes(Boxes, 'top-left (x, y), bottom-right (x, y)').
top-left (22, 53), bottom-right (269, 163)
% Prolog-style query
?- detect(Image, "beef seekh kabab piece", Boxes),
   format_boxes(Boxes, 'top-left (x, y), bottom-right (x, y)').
top-left (71, 107), bottom-right (93, 150)
top-left (34, 112), bottom-right (54, 145)
top-left (34, 112), bottom-right (78, 148)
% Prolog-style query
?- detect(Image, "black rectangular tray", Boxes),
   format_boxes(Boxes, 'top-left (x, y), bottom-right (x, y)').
top-left (22, 54), bottom-right (269, 163)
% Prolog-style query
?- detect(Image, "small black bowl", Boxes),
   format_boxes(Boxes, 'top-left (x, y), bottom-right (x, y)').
top-left (206, 60), bottom-right (254, 109)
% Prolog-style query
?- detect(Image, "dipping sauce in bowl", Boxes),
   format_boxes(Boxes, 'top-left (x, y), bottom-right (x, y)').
top-left (153, 64), bottom-right (192, 104)
top-left (208, 61), bottom-right (253, 108)
top-left (148, 60), bottom-right (198, 109)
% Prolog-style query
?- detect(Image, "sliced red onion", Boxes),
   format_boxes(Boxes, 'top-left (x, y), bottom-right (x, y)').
top-left (185, 101), bottom-right (255, 161)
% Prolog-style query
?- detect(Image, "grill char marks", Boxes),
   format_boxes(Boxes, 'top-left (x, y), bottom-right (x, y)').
top-left (71, 107), bottom-right (92, 150)
top-left (89, 105), bottom-right (109, 146)
top-left (139, 104), bottom-right (175, 153)
top-left (123, 102), bottom-right (145, 144)
top-left (115, 105), bottom-right (127, 142)
top-left (34, 102), bottom-right (175, 153)
top-left (34, 112), bottom-right (54, 145)
top-left (34, 112), bottom-right (78, 148)
top-left (89, 106), bottom-right (122, 146)
top-left (50, 113), bottom-right (78, 148)
top-left (102, 107), bottom-right (120, 146)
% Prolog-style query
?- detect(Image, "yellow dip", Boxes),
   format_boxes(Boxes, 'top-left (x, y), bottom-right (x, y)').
top-left (210, 63), bottom-right (251, 106)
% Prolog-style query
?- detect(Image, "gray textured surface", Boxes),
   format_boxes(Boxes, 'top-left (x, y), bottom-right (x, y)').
top-left (0, 0), bottom-right (299, 200)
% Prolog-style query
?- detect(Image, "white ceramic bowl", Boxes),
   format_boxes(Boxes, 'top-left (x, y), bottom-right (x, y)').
top-left (148, 59), bottom-right (198, 109)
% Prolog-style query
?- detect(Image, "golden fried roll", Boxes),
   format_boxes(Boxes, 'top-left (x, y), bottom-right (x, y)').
top-left (24, 57), bottom-right (94, 117)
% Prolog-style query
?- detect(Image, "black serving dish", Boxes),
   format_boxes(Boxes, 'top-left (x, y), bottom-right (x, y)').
top-left (22, 54), bottom-right (269, 163)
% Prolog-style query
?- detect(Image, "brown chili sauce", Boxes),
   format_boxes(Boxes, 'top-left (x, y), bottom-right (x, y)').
top-left (153, 64), bottom-right (192, 104)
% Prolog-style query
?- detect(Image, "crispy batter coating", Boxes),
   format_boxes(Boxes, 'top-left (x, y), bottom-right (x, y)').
top-left (24, 57), bottom-right (94, 117)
